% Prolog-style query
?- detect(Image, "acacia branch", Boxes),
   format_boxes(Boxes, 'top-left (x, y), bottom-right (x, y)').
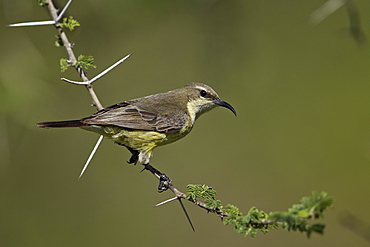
top-left (143, 164), bottom-right (227, 218)
top-left (45, 0), bottom-right (103, 110)
top-left (169, 184), bottom-right (228, 217)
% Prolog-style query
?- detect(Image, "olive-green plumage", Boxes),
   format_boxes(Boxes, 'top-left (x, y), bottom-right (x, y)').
top-left (37, 82), bottom-right (236, 165)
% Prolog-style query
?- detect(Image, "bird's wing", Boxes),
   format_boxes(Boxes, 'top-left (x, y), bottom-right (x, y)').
top-left (82, 102), bottom-right (187, 133)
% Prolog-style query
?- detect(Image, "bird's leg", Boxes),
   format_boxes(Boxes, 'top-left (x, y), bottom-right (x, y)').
top-left (142, 163), bottom-right (172, 193)
top-left (126, 147), bottom-right (139, 165)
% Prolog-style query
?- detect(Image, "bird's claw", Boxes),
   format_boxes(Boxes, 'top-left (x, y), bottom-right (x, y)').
top-left (158, 174), bottom-right (171, 193)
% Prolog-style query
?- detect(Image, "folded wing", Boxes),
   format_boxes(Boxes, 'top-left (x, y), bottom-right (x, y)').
top-left (82, 102), bottom-right (187, 133)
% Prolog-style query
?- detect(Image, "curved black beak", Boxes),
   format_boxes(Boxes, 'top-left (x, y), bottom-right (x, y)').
top-left (213, 99), bottom-right (237, 116)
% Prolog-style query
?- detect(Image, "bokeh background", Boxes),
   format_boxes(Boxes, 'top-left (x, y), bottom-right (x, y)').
top-left (1, 0), bottom-right (370, 246)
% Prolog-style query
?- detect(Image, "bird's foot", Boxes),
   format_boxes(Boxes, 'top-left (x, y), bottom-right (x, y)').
top-left (158, 173), bottom-right (171, 193)
top-left (142, 163), bottom-right (171, 193)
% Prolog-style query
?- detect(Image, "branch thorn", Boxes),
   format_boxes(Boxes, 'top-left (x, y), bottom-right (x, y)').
top-left (78, 135), bottom-right (104, 180)
top-left (61, 53), bottom-right (133, 85)
top-left (177, 198), bottom-right (195, 232)
top-left (154, 196), bottom-right (178, 207)
top-left (56, 0), bottom-right (74, 22)
top-left (7, 20), bottom-right (55, 27)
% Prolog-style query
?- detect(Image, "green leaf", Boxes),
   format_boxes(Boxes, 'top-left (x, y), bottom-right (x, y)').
top-left (60, 16), bottom-right (80, 31)
top-left (38, 0), bottom-right (47, 6)
top-left (75, 55), bottom-right (96, 70)
top-left (184, 185), bottom-right (333, 238)
top-left (297, 209), bottom-right (311, 218)
top-left (204, 199), bottom-right (222, 211)
top-left (223, 204), bottom-right (242, 218)
top-left (186, 184), bottom-right (217, 201)
top-left (54, 35), bottom-right (63, 47)
top-left (269, 191), bottom-right (334, 238)
top-left (60, 58), bottom-right (69, 72)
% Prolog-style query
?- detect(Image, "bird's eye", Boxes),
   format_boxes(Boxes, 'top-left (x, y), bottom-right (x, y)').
top-left (200, 90), bottom-right (207, 97)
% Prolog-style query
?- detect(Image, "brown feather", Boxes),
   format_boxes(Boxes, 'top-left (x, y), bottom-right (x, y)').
top-left (81, 91), bottom-right (189, 133)
top-left (37, 120), bottom-right (86, 128)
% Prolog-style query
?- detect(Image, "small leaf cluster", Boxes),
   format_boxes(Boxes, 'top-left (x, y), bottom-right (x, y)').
top-left (186, 184), bottom-right (276, 237)
top-left (223, 205), bottom-right (278, 237)
top-left (60, 58), bottom-right (69, 72)
top-left (186, 185), bottom-right (333, 238)
top-left (75, 55), bottom-right (96, 70)
top-left (60, 16), bottom-right (80, 31)
top-left (38, 0), bottom-right (47, 6)
top-left (51, 13), bottom-right (96, 73)
top-left (186, 184), bottom-right (221, 211)
top-left (54, 35), bottom-right (64, 47)
top-left (269, 191), bottom-right (334, 237)
top-left (60, 55), bottom-right (96, 72)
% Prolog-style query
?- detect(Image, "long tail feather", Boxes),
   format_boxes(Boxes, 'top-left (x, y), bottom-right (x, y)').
top-left (37, 120), bottom-right (85, 128)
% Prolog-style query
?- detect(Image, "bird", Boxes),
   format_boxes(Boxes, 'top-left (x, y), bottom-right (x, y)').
top-left (37, 82), bottom-right (236, 190)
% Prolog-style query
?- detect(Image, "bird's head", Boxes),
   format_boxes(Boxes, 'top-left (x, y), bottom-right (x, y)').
top-left (182, 82), bottom-right (236, 120)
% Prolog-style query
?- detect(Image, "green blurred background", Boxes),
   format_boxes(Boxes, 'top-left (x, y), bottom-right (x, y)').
top-left (1, 0), bottom-right (370, 246)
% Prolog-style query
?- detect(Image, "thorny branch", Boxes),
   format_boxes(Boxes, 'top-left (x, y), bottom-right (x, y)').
top-left (45, 0), bottom-right (103, 110)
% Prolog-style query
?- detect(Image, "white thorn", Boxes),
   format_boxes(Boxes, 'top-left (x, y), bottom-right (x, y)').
top-left (78, 135), bottom-right (104, 180)
top-left (154, 197), bottom-right (178, 207)
top-left (61, 77), bottom-right (89, 85)
top-left (61, 53), bottom-right (133, 85)
top-left (89, 53), bottom-right (133, 83)
top-left (7, 20), bottom-right (55, 27)
top-left (56, 0), bottom-right (74, 21)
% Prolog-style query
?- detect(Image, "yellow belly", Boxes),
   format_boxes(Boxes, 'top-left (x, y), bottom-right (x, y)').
top-left (82, 125), bottom-right (191, 164)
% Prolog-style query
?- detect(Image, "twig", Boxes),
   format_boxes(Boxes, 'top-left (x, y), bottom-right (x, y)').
top-left (45, 0), bottom-right (103, 110)
top-left (309, 0), bottom-right (347, 26)
top-left (309, 0), bottom-right (367, 45)
top-left (345, 0), bottom-right (367, 45)
top-left (145, 164), bottom-right (230, 218)
top-left (43, 0), bottom-right (106, 178)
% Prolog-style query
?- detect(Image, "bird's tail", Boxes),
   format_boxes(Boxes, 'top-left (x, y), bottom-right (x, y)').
top-left (37, 120), bottom-right (86, 128)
